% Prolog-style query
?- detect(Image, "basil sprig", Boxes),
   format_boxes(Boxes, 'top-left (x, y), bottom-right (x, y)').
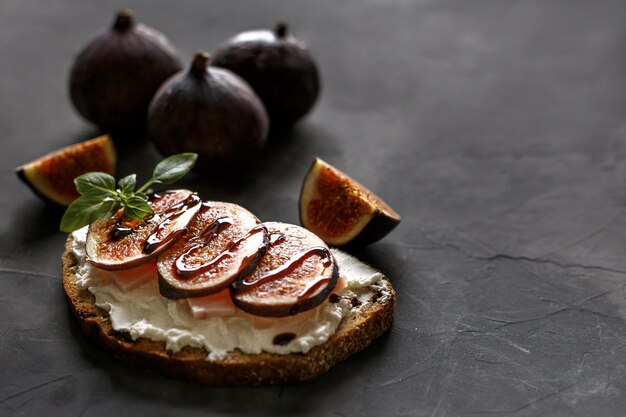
top-left (60, 153), bottom-right (197, 233)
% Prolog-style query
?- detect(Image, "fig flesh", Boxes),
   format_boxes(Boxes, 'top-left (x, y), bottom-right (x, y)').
top-left (16, 135), bottom-right (116, 206)
top-left (299, 158), bottom-right (401, 246)
top-left (69, 9), bottom-right (183, 133)
top-left (86, 190), bottom-right (201, 270)
top-left (157, 202), bottom-right (268, 299)
top-left (148, 52), bottom-right (269, 173)
top-left (213, 22), bottom-right (321, 128)
top-left (230, 222), bottom-right (338, 317)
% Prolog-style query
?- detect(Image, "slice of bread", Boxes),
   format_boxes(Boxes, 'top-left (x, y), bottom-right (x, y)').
top-left (62, 235), bottom-right (396, 385)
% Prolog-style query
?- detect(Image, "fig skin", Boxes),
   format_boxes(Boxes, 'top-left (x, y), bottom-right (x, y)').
top-left (16, 135), bottom-right (116, 206)
top-left (299, 158), bottom-right (401, 247)
top-left (230, 222), bottom-right (339, 317)
top-left (212, 21), bottom-right (321, 129)
top-left (69, 9), bottom-right (183, 134)
top-left (148, 52), bottom-right (269, 173)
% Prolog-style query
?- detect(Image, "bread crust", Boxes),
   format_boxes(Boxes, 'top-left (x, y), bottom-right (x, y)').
top-left (62, 235), bottom-right (396, 385)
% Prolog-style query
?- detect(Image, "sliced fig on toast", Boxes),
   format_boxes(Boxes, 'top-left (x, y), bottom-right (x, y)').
top-left (157, 202), bottom-right (269, 299)
top-left (86, 189), bottom-right (201, 270)
top-left (299, 157), bottom-right (401, 246)
top-left (230, 222), bottom-right (339, 317)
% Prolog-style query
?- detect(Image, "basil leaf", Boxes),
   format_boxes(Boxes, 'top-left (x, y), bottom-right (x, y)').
top-left (122, 195), bottom-right (153, 220)
top-left (151, 153), bottom-right (197, 185)
top-left (75, 172), bottom-right (116, 197)
top-left (60, 195), bottom-right (119, 232)
top-left (118, 174), bottom-right (137, 194)
top-left (61, 154), bottom-right (197, 233)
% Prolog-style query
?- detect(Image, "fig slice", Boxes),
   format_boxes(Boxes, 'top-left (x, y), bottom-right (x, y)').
top-left (230, 222), bottom-right (339, 317)
top-left (16, 135), bottom-right (116, 206)
top-left (157, 202), bottom-right (269, 299)
top-left (299, 158), bottom-right (401, 247)
top-left (86, 190), bottom-right (201, 270)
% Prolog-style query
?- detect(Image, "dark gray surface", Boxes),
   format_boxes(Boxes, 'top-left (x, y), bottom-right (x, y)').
top-left (2, 0), bottom-right (626, 415)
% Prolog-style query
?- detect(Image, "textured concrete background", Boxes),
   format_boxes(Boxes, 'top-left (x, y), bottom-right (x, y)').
top-left (2, 0), bottom-right (626, 415)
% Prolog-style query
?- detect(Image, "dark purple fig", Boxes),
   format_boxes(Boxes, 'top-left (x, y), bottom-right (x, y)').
top-left (213, 22), bottom-right (321, 128)
top-left (86, 190), bottom-right (201, 270)
top-left (157, 202), bottom-right (269, 299)
top-left (69, 9), bottom-right (183, 134)
top-left (148, 52), bottom-right (269, 173)
top-left (230, 222), bottom-right (338, 317)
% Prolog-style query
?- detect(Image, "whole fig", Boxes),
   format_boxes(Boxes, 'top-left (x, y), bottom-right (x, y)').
top-left (69, 9), bottom-right (183, 134)
top-left (148, 52), bottom-right (269, 173)
top-left (213, 22), bottom-right (321, 129)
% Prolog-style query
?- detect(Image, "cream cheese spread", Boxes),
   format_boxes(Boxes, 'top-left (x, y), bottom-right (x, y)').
top-left (70, 227), bottom-right (389, 360)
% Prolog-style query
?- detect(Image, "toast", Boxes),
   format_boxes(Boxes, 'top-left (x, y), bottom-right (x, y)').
top-left (62, 234), bottom-right (395, 385)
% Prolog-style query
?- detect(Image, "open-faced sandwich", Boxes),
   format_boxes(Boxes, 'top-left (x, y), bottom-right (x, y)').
top-left (62, 188), bottom-right (396, 385)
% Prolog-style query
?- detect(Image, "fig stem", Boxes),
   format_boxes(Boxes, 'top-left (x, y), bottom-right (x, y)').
top-left (275, 21), bottom-right (288, 38)
top-left (113, 9), bottom-right (135, 32)
top-left (190, 52), bottom-right (210, 78)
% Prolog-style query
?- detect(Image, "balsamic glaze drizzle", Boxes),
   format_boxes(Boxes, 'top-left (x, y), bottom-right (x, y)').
top-left (232, 246), bottom-right (333, 301)
top-left (110, 192), bottom-right (200, 249)
top-left (143, 194), bottom-right (202, 254)
top-left (273, 332), bottom-right (296, 346)
top-left (174, 224), bottom-right (267, 278)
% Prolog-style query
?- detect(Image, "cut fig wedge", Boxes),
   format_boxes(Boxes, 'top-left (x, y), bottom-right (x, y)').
top-left (157, 202), bottom-right (269, 299)
top-left (86, 190), bottom-right (201, 270)
top-left (16, 135), bottom-right (116, 206)
top-left (299, 157), bottom-right (401, 246)
top-left (230, 222), bottom-right (339, 317)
